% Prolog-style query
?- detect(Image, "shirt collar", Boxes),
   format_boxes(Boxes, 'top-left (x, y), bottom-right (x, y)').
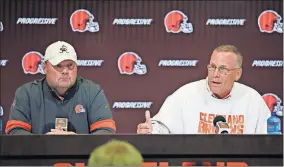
top-left (43, 77), bottom-right (79, 101)
top-left (205, 77), bottom-right (232, 100)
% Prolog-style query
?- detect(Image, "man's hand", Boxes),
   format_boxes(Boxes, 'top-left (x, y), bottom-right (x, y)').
top-left (137, 110), bottom-right (153, 134)
top-left (46, 129), bottom-right (76, 135)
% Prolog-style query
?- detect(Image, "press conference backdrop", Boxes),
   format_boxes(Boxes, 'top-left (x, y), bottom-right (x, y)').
top-left (0, 0), bottom-right (283, 134)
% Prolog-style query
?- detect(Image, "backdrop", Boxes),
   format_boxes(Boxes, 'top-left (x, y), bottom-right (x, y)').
top-left (0, 0), bottom-right (283, 133)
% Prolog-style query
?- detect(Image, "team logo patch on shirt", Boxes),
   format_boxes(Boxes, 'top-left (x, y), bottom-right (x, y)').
top-left (75, 104), bottom-right (86, 113)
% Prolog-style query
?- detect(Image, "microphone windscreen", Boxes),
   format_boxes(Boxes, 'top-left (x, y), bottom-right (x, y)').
top-left (213, 116), bottom-right (226, 126)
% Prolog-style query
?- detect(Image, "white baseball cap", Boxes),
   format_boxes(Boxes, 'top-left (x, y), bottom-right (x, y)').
top-left (44, 41), bottom-right (78, 66)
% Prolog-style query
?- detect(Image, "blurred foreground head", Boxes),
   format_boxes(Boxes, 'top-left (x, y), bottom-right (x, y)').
top-left (88, 140), bottom-right (143, 166)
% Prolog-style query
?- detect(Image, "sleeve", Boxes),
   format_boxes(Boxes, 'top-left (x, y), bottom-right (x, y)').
top-left (151, 94), bottom-right (184, 134)
top-left (255, 94), bottom-right (271, 134)
top-left (5, 87), bottom-right (33, 135)
top-left (88, 87), bottom-right (116, 134)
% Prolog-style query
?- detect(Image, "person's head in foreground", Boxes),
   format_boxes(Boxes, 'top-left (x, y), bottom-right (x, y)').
top-left (43, 41), bottom-right (79, 96)
top-left (88, 140), bottom-right (143, 166)
top-left (207, 45), bottom-right (243, 99)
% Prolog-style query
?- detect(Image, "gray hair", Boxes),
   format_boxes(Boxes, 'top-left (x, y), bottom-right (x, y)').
top-left (213, 45), bottom-right (243, 68)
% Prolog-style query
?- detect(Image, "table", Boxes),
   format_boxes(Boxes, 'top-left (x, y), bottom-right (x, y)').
top-left (0, 135), bottom-right (282, 166)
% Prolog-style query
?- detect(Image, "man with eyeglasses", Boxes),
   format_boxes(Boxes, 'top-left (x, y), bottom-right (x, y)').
top-left (137, 45), bottom-right (271, 134)
top-left (6, 41), bottom-right (116, 135)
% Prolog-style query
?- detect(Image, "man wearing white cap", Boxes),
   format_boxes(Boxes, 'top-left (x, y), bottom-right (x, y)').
top-left (6, 41), bottom-right (116, 135)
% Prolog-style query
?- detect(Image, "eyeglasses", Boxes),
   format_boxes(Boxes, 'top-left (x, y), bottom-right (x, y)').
top-left (52, 62), bottom-right (76, 72)
top-left (207, 64), bottom-right (239, 75)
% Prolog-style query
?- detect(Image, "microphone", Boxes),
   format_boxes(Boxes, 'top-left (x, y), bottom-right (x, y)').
top-left (213, 116), bottom-right (230, 134)
top-left (55, 113), bottom-right (68, 131)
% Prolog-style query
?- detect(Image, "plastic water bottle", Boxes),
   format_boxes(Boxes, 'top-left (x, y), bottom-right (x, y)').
top-left (267, 112), bottom-right (281, 134)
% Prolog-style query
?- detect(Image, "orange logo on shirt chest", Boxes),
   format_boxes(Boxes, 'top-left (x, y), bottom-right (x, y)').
top-left (198, 112), bottom-right (244, 134)
top-left (75, 104), bottom-right (86, 113)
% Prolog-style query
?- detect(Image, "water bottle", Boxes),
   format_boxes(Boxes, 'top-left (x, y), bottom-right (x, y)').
top-left (267, 112), bottom-right (281, 134)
